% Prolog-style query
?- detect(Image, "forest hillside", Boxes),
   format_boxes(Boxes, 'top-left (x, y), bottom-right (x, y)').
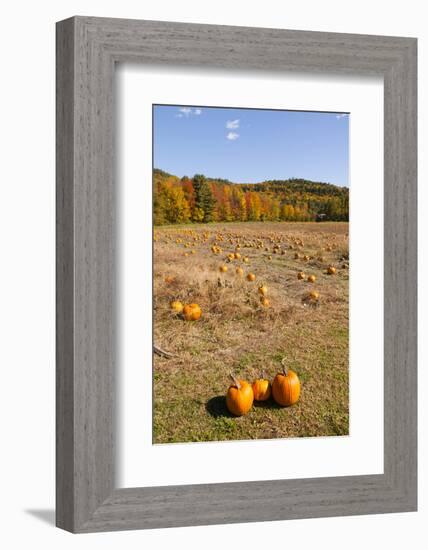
top-left (153, 168), bottom-right (349, 225)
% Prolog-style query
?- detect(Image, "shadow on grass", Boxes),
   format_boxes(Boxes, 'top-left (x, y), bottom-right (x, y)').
top-left (253, 398), bottom-right (282, 409)
top-left (206, 395), bottom-right (234, 418)
top-left (206, 395), bottom-right (285, 417)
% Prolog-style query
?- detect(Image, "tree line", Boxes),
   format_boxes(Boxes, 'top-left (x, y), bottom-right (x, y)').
top-left (153, 168), bottom-right (349, 225)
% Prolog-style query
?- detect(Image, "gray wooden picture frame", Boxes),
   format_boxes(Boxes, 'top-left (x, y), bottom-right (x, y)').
top-left (56, 16), bottom-right (417, 533)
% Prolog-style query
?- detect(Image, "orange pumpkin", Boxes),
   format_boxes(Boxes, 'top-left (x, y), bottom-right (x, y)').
top-left (247, 273), bottom-right (256, 282)
top-left (258, 284), bottom-right (268, 296)
top-left (226, 375), bottom-right (254, 416)
top-left (260, 297), bottom-right (270, 308)
top-left (297, 271), bottom-right (305, 280)
top-left (327, 266), bottom-right (336, 275)
top-left (272, 359), bottom-right (301, 406)
top-left (219, 265), bottom-right (228, 273)
top-left (182, 303), bottom-right (202, 321)
top-left (309, 290), bottom-right (319, 301)
top-left (307, 275), bottom-right (316, 283)
top-left (252, 376), bottom-right (271, 401)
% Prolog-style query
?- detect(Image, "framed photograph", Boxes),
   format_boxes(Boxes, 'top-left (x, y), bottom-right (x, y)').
top-left (56, 16), bottom-right (417, 532)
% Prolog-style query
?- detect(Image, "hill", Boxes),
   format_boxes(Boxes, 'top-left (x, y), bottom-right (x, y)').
top-left (153, 168), bottom-right (349, 225)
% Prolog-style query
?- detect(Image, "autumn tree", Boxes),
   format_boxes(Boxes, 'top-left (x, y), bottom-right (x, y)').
top-left (246, 192), bottom-right (262, 221)
top-left (181, 176), bottom-right (195, 216)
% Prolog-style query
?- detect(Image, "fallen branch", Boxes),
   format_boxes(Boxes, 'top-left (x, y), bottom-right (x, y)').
top-left (153, 344), bottom-right (174, 359)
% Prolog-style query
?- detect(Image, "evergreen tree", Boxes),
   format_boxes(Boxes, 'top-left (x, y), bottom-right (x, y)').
top-left (192, 174), bottom-right (215, 223)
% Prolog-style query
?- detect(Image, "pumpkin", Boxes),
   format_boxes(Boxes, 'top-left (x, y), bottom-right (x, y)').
top-left (182, 303), bottom-right (202, 321)
top-left (252, 375), bottom-right (271, 401)
top-left (297, 271), bottom-right (305, 280)
top-left (234, 252), bottom-right (241, 260)
top-left (260, 297), bottom-right (270, 308)
top-left (170, 300), bottom-right (184, 314)
top-left (246, 272), bottom-right (256, 282)
top-left (258, 285), bottom-right (268, 296)
top-left (307, 275), bottom-right (316, 283)
top-left (243, 257), bottom-right (250, 264)
top-left (219, 265), bottom-right (228, 273)
top-left (226, 374), bottom-right (254, 416)
top-left (272, 359), bottom-right (301, 406)
top-left (327, 266), bottom-right (336, 275)
top-left (309, 290), bottom-right (319, 301)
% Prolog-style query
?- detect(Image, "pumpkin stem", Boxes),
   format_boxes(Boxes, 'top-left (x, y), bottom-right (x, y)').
top-left (281, 357), bottom-right (289, 376)
top-left (229, 372), bottom-right (241, 389)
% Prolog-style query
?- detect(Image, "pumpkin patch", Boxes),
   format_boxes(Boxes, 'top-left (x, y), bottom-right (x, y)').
top-left (154, 221), bottom-right (349, 443)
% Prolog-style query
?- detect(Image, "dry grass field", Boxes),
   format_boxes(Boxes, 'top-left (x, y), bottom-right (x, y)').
top-left (153, 221), bottom-right (349, 444)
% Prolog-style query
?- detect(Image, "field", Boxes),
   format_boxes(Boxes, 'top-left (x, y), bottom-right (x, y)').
top-left (153, 221), bottom-right (349, 444)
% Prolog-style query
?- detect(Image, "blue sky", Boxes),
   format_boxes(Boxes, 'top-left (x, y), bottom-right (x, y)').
top-left (153, 105), bottom-right (349, 186)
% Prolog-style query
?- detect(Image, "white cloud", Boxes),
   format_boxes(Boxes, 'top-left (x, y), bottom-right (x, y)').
top-left (336, 113), bottom-right (348, 119)
top-left (176, 107), bottom-right (202, 117)
top-left (226, 131), bottom-right (240, 141)
top-left (226, 119), bottom-right (240, 129)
